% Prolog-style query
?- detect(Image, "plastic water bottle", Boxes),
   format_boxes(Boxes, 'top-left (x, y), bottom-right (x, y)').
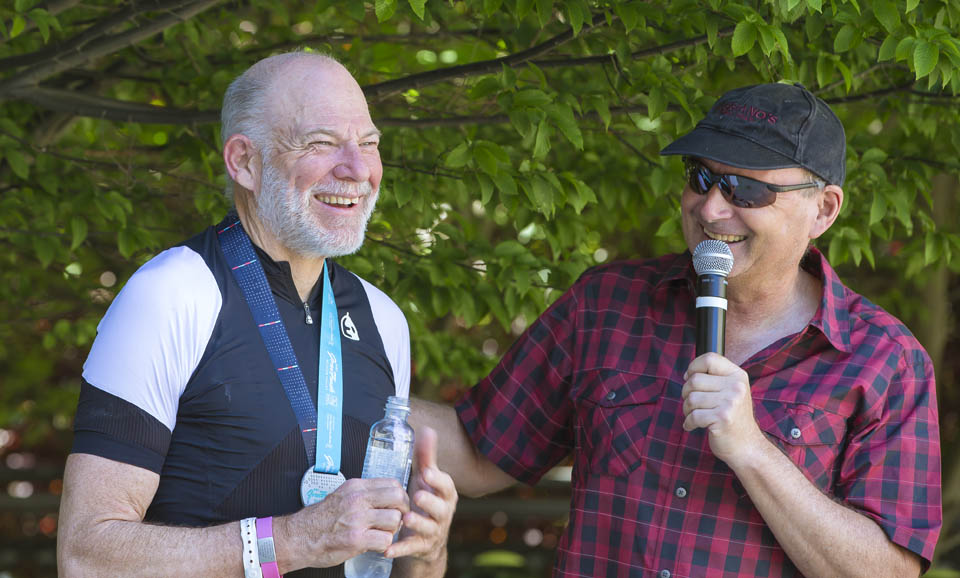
top-left (344, 396), bottom-right (415, 578)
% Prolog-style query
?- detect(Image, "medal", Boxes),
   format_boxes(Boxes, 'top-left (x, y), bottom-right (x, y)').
top-left (300, 468), bottom-right (346, 506)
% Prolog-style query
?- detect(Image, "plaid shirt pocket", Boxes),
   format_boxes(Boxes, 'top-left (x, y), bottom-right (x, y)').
top-left (755, 400), bottom-right (848, 492)
top-left (577, 371), bottom-right (667, 478)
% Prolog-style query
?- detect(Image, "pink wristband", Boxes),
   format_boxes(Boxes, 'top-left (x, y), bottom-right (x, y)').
top-left (255, 517), bottom-right (281, 578)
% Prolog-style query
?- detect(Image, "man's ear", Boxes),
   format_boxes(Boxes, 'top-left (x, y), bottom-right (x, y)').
top-left (223, 134), bottom-right (260, 193)
top-left (810, 184), bottom-right (843, 240)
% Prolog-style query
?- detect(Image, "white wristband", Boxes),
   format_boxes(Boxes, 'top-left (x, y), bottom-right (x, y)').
top-left (241, 517), bottom-right (263, 578)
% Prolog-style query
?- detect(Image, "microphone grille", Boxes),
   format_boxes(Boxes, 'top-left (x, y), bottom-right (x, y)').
top-left (693, 239), bottom-right (734, 277)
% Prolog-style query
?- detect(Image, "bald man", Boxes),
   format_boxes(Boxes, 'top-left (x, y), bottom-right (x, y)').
top-left (58, 53), bottom-right (455, 578)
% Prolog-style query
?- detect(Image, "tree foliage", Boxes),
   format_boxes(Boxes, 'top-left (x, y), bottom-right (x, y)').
top-left (2, 0), bottom-right (960, 566)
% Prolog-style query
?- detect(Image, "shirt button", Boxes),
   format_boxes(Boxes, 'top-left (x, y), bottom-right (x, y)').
top-left (660, 570), bottom-right (671, 578)
top-left (675, 486), bottom-right (687, 498)
top-left (606, 391), bottom-right (617, 401)
top-left (790, 427), bottom-right (802, 439)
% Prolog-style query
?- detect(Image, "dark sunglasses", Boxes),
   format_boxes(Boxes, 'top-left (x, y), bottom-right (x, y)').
top-left (683, 157), bottom-right (823, 208)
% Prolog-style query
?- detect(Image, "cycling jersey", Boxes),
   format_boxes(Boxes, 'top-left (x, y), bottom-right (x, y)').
top-left (72, 222), bottom-right (410, 578)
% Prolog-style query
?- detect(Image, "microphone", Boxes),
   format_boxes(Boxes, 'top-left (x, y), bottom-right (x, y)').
top-left (692, 240), bottom-right (734, 356)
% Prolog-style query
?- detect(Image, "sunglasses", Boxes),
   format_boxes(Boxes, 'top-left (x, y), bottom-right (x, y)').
top-left (683, 157), bottom-right (824, 208)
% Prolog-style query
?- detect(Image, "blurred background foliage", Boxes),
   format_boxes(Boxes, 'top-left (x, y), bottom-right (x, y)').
top-left (1, 0), bottom-right (959, 575)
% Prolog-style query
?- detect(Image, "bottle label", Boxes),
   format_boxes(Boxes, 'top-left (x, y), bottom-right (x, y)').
top-left (362, 446), bottom-right (412, 489)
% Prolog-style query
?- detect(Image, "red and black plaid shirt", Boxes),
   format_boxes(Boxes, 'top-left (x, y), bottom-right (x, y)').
top-left (457, 248), bottom-right (941, 577)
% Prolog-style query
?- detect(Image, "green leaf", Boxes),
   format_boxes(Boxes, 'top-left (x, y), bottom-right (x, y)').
top-left (493, 171), bottom-right (518, 197)
top-left (513, 89), bottom-right (552, 108)
top-left (836, 61), bottom-right (852, 92)
top-left (533, 119), bottom-right (552, 159)
top-left (494, 240), bottom-right (527, 258)
top-left (564, 0), bottom-right (587, 36)
top-left (654, 217), bottom-right (678, 238)
top-left (895, 37), bottom-right (915, 62)
top-left (758, 25), bottom-right (775, 56)
top-left (833, 24), bottom-right (856, 52)
top-left (70, 217), bottom-right (88, 251)
top-left (869, 192), bottom-right (886, 226)
top-left (28, 8), bottom-right (50, 42)
top-left (546, 104), bottom-right (583, 150)
top-left (474, 143), bottom-right (500, 176)
top-left (647, 86), bottom-right (666, 120)
top-left (816, 55), bottom-right (834, 89)
top-left (805, 15), bottom-right (825, 40)
top-left (33, 236), bottom-right (57, 268)
top-left (10, 15), bottom-right (26, 39)
top-left (806, 0), bottom-right (822, 12)
top-left (905, 0), bottom-right (920, 12)
top-left (731, 21), bottom-right (757, 56)
top-left (564, 175), bottom-right (597, 213)
top-left (500, 63), bottom-right (516, 89)
top-left (535, 0), bottom-right (553, 27)
top-left (592, 97), bottom-right (611, 129)
top-left (407, 0), bottom-right (426, 19)
top-left (861, 148), bottom-right (888, 163)
top-left (873, 0), bottom-right (899, 34)
top-left (477, 173), bottom-right (495, 206)
top-left (615, 2), bottom-right (640, 33)
top-left (484, 0), bottom-right (504, 16)
top-left (706, 17), bottom-right (719, 48)
top-left (878, 34), bottom-right (899, 61)
top-left (914, 41), bottom-right (939, 78)
top-left (5, 148), bottom-right (29, 179)
top-left (375, 0), bottom-right (398, 22)
top-left (445, 142), bottom-right (471, 168)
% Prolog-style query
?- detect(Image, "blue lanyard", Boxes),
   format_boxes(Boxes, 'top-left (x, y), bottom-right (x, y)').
top-left (217, 215), bottom-right (342, 474)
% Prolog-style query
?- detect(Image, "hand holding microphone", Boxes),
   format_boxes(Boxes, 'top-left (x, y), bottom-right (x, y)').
top-left (683, 240), bottom-right (763, 465)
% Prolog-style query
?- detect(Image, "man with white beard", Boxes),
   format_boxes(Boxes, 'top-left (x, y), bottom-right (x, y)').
top-left (57, 52), bottom-right (456, 578)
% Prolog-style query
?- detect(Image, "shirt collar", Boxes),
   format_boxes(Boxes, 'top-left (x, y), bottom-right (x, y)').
top-left (803, 246), bottom-right (853, 353)
top-left (656, 246), bottom-right (852, 353)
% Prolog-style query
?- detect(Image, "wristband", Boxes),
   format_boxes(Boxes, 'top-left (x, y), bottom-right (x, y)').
top-left (256, 517), bottom-right (281, 578)
top-left (240, 517), bottom-right (262, 578)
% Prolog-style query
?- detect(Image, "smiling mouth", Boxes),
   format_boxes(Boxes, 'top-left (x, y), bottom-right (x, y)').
top-left (315, 195), bottom-right (359, 208)
top-left (704, 229), bottom-right (747, 243)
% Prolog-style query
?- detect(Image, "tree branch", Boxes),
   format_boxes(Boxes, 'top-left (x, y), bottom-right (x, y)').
top-left (0, 0), bottom-right (223, 98)
top-left (363, 12), bottom-right (611, 101)
top-left (17, 86), bottom-right (220, 124)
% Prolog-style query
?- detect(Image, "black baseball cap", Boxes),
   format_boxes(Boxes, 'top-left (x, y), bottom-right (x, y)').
top-left (661, 83), bottom-right (846, 186)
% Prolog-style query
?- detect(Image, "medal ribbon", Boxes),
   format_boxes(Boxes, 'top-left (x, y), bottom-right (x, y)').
top-left (217, 215), bottom-right (342, 474)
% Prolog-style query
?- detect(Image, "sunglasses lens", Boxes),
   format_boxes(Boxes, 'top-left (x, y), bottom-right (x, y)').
top-left (684, 159), bottom-right (777, 208)
top-left (726, 176), bottom-right (776, 208)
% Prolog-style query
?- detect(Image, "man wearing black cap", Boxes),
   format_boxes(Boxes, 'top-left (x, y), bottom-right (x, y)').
top-left (412, 82), bottom-right (941, 577)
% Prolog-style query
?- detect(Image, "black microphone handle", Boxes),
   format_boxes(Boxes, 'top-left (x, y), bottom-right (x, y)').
top-left (696, 274), bottom-right (727, 356)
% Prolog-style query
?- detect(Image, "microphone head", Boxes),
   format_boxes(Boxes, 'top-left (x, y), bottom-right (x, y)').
top-left (693, 239), bottom-right (734, 277)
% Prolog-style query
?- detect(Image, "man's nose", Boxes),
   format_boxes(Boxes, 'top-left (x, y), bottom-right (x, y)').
top-left (697, 184), bottom-right (736, 221)
top-left (332, 142), bottom-right (371, 183)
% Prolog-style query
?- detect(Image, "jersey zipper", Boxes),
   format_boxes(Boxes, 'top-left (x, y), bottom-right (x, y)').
top-left (303, 301), bottom-right (313, 324)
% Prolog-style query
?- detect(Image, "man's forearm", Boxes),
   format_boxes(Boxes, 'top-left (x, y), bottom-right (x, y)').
top-left (59, 518), bottom-right (242, 577)
top-left (729, 439), bottom-right (921, 578)
top-left (409, 398), bottom-right (516, 497)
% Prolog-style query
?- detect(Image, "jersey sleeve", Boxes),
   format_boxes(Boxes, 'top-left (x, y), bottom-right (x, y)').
top-left (74, 246), bottom-right (221, 472)
top-left (358, 277), bottom-right (411, 398)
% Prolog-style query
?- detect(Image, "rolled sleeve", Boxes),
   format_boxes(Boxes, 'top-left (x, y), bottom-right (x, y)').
top-left (837, 347), bottom-right (941, 566)
top-left (456, 288), bottom-right (580, 485)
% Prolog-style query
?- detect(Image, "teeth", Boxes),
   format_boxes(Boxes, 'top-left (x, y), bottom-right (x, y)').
top-left (317, 195), bottom-right (358, 206)
top-left (705, 230), bottom-right (747, 243)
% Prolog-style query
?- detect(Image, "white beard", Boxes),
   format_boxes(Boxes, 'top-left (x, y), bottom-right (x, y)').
top-left (256, 162), bottom-right (378, 259)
